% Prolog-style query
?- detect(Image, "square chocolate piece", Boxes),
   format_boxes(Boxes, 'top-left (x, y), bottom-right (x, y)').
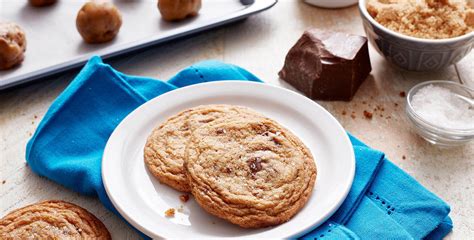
top-left (279, 29), bottom-right (372, 101)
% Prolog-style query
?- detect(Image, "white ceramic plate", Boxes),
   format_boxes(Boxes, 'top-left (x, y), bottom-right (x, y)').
top-left (102, 81), bottom-right (355, 239)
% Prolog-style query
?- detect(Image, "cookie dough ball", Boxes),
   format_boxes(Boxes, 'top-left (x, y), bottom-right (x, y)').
top-left (29, 0), bottom-right (57, 7)
top-left (0, 22), bottom-right (26, 70)
top-left (158, 0), bottom-right (201, 21)
top-left (76, 1), bottom-right (122, 44)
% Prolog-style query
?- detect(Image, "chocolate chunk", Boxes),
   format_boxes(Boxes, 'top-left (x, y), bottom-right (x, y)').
top-left (279, 29), bottom-right (372, 101)
top-left (247, 157), bottom-right (263, 175)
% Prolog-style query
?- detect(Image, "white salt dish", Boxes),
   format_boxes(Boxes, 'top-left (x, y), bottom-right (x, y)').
top-left (406, 80), bottom-right (474, 146)
top-left (304, 0), bottom-right (358, 8)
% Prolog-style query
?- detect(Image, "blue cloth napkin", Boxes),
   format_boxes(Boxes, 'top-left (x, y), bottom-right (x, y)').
top-left (26, 56), bottom-right (452, 239)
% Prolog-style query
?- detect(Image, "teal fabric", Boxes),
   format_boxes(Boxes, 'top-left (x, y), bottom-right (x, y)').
top-left (304, 222), bottom-right (361, 240)
top-left (26, 56), bottom-right (452, 239)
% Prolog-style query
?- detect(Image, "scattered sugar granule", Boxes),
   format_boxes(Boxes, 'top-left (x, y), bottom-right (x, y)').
top-left (411, 84), bottom-right (474, 129)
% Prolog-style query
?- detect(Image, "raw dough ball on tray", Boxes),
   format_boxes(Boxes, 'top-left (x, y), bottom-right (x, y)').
top-left (158, 0), bottom-right (202, 21)
top-left (0, 22), bottom-right (26, 70)
top-left (76, 1), bottom-right (122, 44)
top-left (29, 0), bottom-right (57, 7)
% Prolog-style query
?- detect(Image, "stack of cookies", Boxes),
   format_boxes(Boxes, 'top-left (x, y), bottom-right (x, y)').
top-left (144, 105), bottom-right (317, 228)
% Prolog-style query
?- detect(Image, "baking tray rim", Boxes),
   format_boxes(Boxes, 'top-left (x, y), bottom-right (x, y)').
top-left (0, 0), bottom-right (278, 90)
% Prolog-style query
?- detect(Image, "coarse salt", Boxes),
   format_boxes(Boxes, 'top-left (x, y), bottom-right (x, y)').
top-left (411, 84), bottom-right (474, 130)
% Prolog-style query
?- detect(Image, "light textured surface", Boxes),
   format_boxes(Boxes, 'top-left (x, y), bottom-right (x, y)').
top-left (0, 1), bottom-right (472, 239)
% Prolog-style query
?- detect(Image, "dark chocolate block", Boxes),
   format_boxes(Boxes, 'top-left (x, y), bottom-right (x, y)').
top-left (279, 29), bottom-right (372, 101)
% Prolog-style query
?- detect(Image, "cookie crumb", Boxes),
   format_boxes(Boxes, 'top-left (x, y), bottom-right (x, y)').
top-left (394, 103), bottom-right (399, 107)
top-left (165, 208), bottom-right (175, 217)
top-left (179, 194), bottom-right (190, 203)
top-left (363, 110), bottom-right (373, 119)
top-left (34, 115), bottom-right (38, 119)
top-left (342, 110), bottom-right (346, 115)
top-left (399, 91), bottom-right (406, 98)
top-left (402, 155), bottom-right (406, 160)
top-left (2, 180), bottom-right (5, 184)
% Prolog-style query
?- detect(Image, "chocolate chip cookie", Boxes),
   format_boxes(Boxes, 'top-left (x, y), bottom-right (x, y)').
top-left (0, 200), bottom-right (111, 239)
top-left (158, 0), bottom-right (202, 21)
top-left (184, 117), bottom-right (317, 228)
top-left (144, 105), bottom-right (262, 192)
top-left (29, 0), bottom-right (57, 7)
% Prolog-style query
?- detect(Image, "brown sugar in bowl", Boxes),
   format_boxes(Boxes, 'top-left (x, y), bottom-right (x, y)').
top-left (358, 0), bottom-right (474, 71)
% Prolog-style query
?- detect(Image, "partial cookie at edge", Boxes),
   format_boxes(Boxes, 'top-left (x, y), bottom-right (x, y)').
top-left (0, 200), bottom-right (111, 239)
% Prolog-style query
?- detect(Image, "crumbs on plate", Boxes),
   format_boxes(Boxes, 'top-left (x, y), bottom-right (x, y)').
top-left (367, 0), bottom-right (474, 39)
top-left (164, 208), bottom-right (175, 217)
top-left (179, 194), bottom-right (190, 203)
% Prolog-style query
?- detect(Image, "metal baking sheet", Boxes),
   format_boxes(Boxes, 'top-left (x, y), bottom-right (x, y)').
top-left (0, 0), bottom-right (277, 89)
